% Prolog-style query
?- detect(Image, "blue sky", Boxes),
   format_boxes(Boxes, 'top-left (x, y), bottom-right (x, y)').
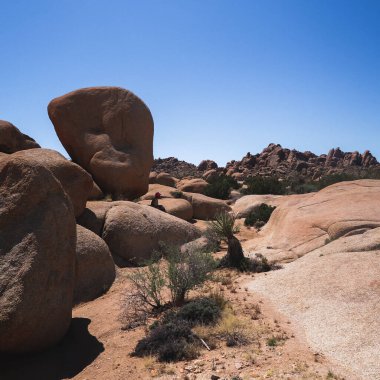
top-left (1, 0), bottom-right (379, 166)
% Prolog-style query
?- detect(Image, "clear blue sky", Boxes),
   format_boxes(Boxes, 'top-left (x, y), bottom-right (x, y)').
top-left (1, 0), bottom-right (379, 166)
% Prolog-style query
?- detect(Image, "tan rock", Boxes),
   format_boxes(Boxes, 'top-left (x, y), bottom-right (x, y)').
top-left (244, 180), bottom-right (380, 262)
top-left (248, 227), bottom-right (380, 379)
top-left (141, 183), bottom-right (180, 200)
top-left (177, 178), bottom-right (208, 194)
top-left (155, 172), bottom-right (178, 187)
top-left (139, 198), bottom-right (193, 221)
top-left (0, 120), bottom-right (40, 153)
top-left (149, 171), bottom-right (158, 183)
top-left (12, 149), bottom-right (93, 217)
top-left (102, 202), bottom-right (200, 264)
top-left (182, 192), bottom-right (231, 220)
top-left (0, 155), bottom-right (76, 353)
top-left (233, 194), bottom-right (285, 218)
top-left (48, 87), bottom-right (154, 200)
top-left (74, 225), bottom-right (116, 305)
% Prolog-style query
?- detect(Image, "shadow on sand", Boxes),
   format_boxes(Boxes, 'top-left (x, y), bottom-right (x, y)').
top-left (0, 317), bottom-right (104, 380)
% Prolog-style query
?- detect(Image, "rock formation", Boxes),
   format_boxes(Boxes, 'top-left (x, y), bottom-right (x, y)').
top-left (0, 120), bottom-right (40, 153)
top-left (48, 87), bottom-right (154, 200)
top-left (0, 155), bottom-right (76, 353)
top-left (11, 148), bottom-right (93, 217)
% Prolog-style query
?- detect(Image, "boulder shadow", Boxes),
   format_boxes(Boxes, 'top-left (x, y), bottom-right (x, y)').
top-left (0, 317), bottom-right (104, 380)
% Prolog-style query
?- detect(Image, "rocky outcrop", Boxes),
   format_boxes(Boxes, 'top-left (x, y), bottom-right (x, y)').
top-left (152, 144), bottom-right (379, 182)
top-left (225, 144), bottom-right (379, 180)
top-left (197, 160), bottom-right (218, 171)
top-left (0, 155), bottom-right (76, 353)
top-left (243, 180), bottom-right (380, 263)
top-left (152, 157), bottom-right (198, 179)
top-left (102, 202), bottom-right (200, 264)
top-left (74, 225), bottom-right (116, 305)
top-left (12, 149), bottom-right (93, 217)
top-left (48, 87), bottom-right (154, 200)
top-left (0, 120), bottom-right (40, 153)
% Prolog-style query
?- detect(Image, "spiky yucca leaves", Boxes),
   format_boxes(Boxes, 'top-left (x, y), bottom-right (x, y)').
top-left (209, 212), bottom-right (245, 268)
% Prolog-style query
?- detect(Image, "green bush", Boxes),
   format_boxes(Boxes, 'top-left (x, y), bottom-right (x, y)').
top-left (132, 319), bottom-right (198, 362)
top-left (166, 246), bottom-right (217, 306)
top-left (204, 174), bottom-right (239, 199)
top-left (244, 203), bottom-right (276, 227)
top-left (242, 176), bottom-right (285, 195)
top-left (176, 298), bottom-right (222, 326)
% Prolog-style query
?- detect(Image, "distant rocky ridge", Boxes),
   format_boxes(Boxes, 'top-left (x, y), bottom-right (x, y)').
top-left (153, 143), bottom-right (379, 180)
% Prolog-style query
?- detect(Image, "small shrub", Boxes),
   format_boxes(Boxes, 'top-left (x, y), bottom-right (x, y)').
top-left (242, 176), bottom-right (285, 195)
top-left (166, 246), bottom-right (217, 306)
top-left (176, 298), bottom-right (222, 326)
top-left (267, 336), bottom-right (278, 347)
top-left (126, 258), bottom-right (166, 309)
top-left (204, 175), bottom-right (239, 200)
top-left (170, 190), bottom-right (183, 198)
top-left (133, 320), bottom-right (199, 362)
top-left (226, 331), bottom-right (250, 347)
top-left (244, 203), bottom-right (276, 227)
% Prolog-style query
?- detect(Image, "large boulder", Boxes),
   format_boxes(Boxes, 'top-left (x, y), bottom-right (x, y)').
top-left (77, 201), bottom-right (125, 236)
top-left (244, 180), bottom-right (380, 263)
top-left (248, 227), bottom-right (380, 379)
top-left (177, 178), bottom-right (208, 194)
top-left (12, 149), bottom-right (93, 217)
top-left (0, 120), bottom-right (40, 153)
top-left (48, 87), bottom-right (154, 200)
top-left (154, 172), bottom-right (178, 187)
top-left (182, 192), bottom-right (231, 220)
top-left (138, 198), bottom-right (193, 221)
top-left (102, 202), bottom-right (200, 264)
top-left (74, 225), bottom-right (116, 305)
top-left (0, 155), bottom-right (76, 353)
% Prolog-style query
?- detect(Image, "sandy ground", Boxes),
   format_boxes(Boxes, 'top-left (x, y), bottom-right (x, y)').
top-left (1, 224), bottom-right (352, 380)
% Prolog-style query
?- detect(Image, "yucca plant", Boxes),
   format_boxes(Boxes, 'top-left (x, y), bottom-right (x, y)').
top-left (209, 212), bottom-right (245, 268)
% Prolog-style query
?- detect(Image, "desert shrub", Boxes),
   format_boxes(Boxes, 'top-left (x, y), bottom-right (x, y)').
top-left (316, 173), bottom-right (358, 190)
top-left (133, 319), bottom-right (199, 362)
top-left (170, 190), bottom-right (183, 198)
top-left (126, 257), bottom-right (166, 309)
top-left (202, 227), bottom-right (221, 252)
top-left (242, 176), bottom-right (285, 195)
top-left (176, 297), bottom-right (222, 326)
top-left (166, 246), bottom-right (217, 306)
top-left (244, 203), bottom-right (276, 227)
top-left (204, 174), bottom-right (239, 199)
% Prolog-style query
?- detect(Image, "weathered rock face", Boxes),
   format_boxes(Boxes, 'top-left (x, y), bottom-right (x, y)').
top-left (244, 180), bottom-right (380, 263)
top-left (139, 198), bottom-right (193, 221)
top-left (48, 87), bottom-right (154, 200)
top-left (0, 156), bottom-right (76, 353)
top-left (102, 202), bottom-right (200, 264)
top-left (0, 120), bottom-right (40, 153)
top-left (74, 225), bottom-right (116, 305)
top-left (12, 149), bottom-right (93, 217)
